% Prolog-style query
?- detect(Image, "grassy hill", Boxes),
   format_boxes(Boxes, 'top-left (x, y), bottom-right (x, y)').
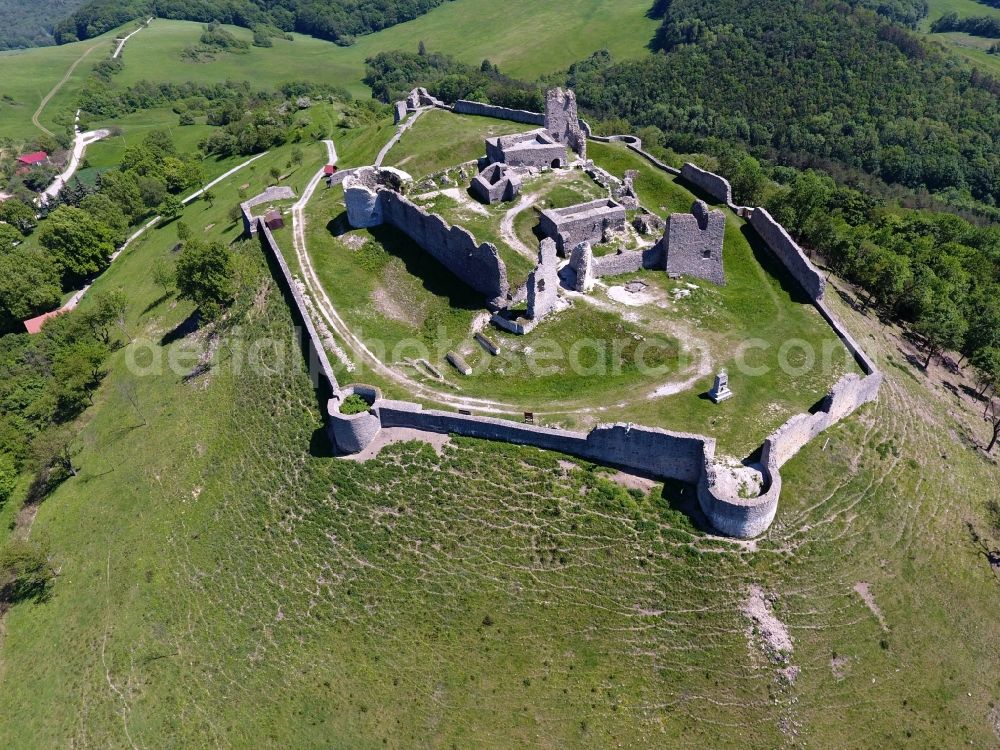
top-left (0, 136), bottom-right (997, 746)
top-left (0, 2), bottom-right (656, 144)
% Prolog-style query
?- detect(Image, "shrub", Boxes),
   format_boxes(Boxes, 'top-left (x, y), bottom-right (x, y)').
top-left (0, 539), bottom-right (54, 606)
top-left (340, 394), bottom-right (370, 415)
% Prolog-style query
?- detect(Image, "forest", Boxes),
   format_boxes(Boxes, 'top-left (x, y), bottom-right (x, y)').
top-left (0, 0), bottom-right (87, 50)
top-left (53, 0), bottom-right (449, 46)
top-left (567, 0), bottom-right (1000, 208)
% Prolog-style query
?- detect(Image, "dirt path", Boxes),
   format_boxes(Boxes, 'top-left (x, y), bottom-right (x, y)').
top-left (32, 45), bottom-right (101, 137)
top-left (500, 190), bottom-right (544, 261)
top-left (288, 140), bottom-right (713, 421)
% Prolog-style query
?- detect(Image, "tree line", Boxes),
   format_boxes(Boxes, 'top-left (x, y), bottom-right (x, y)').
top-left (53, 0), bottom-right (449, 46)
top-left (931, 12), bottom-right (1000, 38)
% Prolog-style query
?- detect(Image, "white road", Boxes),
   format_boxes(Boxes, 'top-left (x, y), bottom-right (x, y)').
top-left (48, 152), bottom-right (268, 316)
top-left (39, 124), bottom-right (110, 203)
top-left (112, 18), bottom-right (153, 59)
top-left (39, 20), bottom-right (153, 205)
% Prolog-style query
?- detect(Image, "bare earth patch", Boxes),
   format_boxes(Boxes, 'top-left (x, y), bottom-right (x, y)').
top-left (343, 428), bottom-right (452, 462)
top-left (830, 654), bottom-right (850, 680)
top-left (853, 581), bottom-right (889, 632)
top-left (742, 585), bottom-right (794, 662)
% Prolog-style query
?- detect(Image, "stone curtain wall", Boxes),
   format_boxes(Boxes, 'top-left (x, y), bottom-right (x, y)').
top-left (378, 190), bottom-right (510, 308)
top-left (453, 100), bottom-right (545, 125)
top-left (374, 401), bottom-right (707, 483)
top-left (749, 208), bottom-right (826, 301)
top-left (256, 221), bottom-right (339, 393)
top-left (680, 163), bottom-right (733, 205)
top-left (282, 91), bottom-right (884, 538)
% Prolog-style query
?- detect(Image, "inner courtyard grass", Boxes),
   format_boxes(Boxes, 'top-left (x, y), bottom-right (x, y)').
top-left (302, 122), bottom-right (858, 456)
top-left (384, 109), bottom-right (526, 178)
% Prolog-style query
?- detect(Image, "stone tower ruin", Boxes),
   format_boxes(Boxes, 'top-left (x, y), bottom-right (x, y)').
top-left (544, 88), bottom-right (587, 160)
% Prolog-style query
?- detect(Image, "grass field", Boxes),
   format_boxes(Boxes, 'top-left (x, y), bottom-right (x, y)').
top-left (0, 1), bottom-right (657, 141)
top-left (0, 136), bottom-right (998, 745)
top-left (0, 26), bottom-right (127, 141)
top-left (923, 0), bottom-right (1000, 74)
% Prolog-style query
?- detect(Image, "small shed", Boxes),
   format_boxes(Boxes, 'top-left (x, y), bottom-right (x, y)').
top-left (264, 209), bottom-right (284, 230)
top-left (323, 164), bottom-right (338, 176)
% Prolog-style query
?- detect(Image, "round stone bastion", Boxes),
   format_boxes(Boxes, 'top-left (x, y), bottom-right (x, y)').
top-left (327, 384), bottom-right (383, 454)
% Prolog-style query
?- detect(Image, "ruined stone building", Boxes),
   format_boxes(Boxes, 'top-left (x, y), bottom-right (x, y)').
top-left (343, 166), bottom-right (510, 308)
top-left (485, 130), bottom-right (567, 169)
top-left (538, 198), bottom-right (627, 253)
top-left (470, 162), bottom-right (521, 204)
top-left (663, 200), bottom-right (726, 286)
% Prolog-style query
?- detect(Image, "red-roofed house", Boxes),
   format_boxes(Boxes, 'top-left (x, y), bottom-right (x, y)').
top-left (323, 164), bottom-right (338, 175)
top-left (17, 151), bottom-right (48, 167)
top-left (23, 308), bottom-right (65, 335)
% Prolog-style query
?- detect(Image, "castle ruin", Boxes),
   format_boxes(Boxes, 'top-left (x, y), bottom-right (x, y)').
top-left (260, 86), bottom-right (885, 540)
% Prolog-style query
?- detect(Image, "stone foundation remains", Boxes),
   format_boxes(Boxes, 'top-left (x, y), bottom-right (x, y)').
top-left (664, 200), bottom-right (726, 286)
top-left (485, 129), bottom-right (567, 169)
top-left (344, 167), bottom-right (510, 308)
top-left (539, 198), bottom-right (627, 253)
top-left (241, 186), bottom-right (297, 237)
top-left (470, 162), bottom-right (521, 204)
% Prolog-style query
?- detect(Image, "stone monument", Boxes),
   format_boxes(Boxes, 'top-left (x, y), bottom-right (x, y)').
top-left (709, 370), bottom-right (733, 403)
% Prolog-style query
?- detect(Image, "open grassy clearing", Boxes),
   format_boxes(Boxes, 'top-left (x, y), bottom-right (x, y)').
top-left (0, 26), bottom-right (127, 140)
top-left (1, 153), bottom-right (998, 746)
top-left (0, 0), bottom-right (656, 139)
top-left (384, 109), bottom-right (525, 178)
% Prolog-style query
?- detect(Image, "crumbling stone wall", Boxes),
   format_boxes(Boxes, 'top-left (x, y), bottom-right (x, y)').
top-left (241, 186), bottom-right (297, 237)
top-left (539, 198), bottom-right (627, 253)
top-left (526, 239), bottom-right (559, 320)
top-left (749, 208), bottom-right (826, 301)
top-left (381, 195), bottom-right (510, 308)
top-left (664, 200), bottom-right (726, 286)
top-left (764, 371), bottom-right (882, 469)
top-left (377, 400), bottom-right (707, 483)
top-left (569, 242), bottom-right (663, 288)
top-left (470, 162), bottom-right (520, 204)
top-left (680, 163), bottom-right (733, 205)
top-left (344, 168), bottom-right (510, 308)
top-left (453, 100), bottom-right (545, 125)
top-left (256, 221), bottom-right (338, 393)
top-left (544, 88), bottom-right (586, 159)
